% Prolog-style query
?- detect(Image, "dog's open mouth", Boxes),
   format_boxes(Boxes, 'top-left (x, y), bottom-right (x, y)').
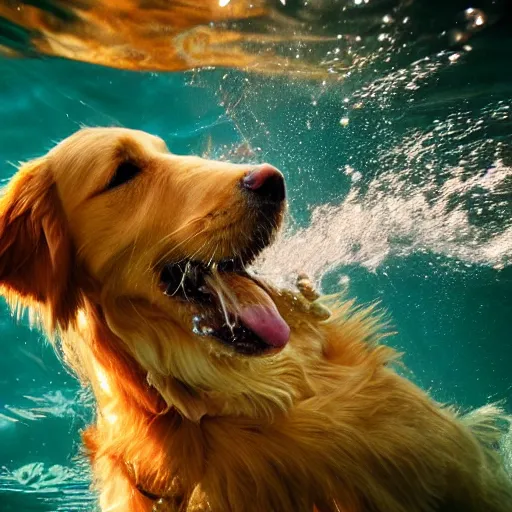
top-left (159, 258), bottom-right (290, 355)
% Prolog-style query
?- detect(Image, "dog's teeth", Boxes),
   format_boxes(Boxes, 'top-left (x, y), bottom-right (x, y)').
top-left (192, 315), bottom-right (213, 336)
top-left (192, 315), bottom-right (202, 334)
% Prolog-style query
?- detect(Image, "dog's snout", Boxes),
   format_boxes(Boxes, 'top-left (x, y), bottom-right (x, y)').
top-left (242, 164), bottom-right (286, 203)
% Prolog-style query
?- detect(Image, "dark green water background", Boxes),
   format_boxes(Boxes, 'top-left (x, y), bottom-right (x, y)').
top-left (0, 1), bottom-right (511, 510)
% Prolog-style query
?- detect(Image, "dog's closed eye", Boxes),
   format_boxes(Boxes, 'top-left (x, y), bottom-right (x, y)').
top-left (105, 161), bottom-right (142, 191)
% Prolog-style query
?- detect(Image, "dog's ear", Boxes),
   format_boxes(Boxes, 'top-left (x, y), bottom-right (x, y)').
top-left (0, 158), bottom-right (81, 330)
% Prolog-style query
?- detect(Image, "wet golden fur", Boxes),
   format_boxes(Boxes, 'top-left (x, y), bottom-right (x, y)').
top-left (1, 127), bottom-right (511, 511)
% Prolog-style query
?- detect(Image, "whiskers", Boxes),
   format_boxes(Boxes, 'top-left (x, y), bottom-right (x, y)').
top-left (205, 268), bottom-right (241, 334)
top-left (153, 220), bottom-right (208, 268)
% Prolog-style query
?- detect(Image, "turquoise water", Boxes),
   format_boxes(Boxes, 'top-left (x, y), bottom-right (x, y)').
top-left (1, 3), bottom-right (512, 510)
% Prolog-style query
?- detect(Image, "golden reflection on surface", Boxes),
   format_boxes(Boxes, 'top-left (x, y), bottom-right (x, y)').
top-left (0, 0), bottom-right (338, 76)
top-left (0, 1), bottom-right (501, 78)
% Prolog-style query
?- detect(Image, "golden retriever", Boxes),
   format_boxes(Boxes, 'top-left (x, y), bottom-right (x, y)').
top-left (0, 127), bottom-right (511, 512)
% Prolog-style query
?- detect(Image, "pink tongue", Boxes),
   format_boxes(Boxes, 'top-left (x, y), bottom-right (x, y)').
top-left (239, 304), bottom-right (290, 348)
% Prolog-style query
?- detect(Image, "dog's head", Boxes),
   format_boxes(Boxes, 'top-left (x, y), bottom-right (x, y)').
top-left (0, 128), bottom-right (306, 420)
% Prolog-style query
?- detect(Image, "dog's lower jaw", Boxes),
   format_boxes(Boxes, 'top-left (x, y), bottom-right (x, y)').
top-left (97, 285), bottom-right (326, 423)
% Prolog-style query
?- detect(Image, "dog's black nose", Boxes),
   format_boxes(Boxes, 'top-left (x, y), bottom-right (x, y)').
top-left (242, 164), bottom-right (286, 202)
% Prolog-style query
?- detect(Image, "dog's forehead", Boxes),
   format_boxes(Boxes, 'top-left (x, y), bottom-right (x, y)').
top-left (48, 128), bottom-right (167, 192)
top-left (41, 128), bottom-right (159, 208)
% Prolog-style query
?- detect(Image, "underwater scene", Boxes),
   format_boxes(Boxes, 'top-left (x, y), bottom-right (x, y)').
top-left (0, 0), bottom-right (511, 510)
